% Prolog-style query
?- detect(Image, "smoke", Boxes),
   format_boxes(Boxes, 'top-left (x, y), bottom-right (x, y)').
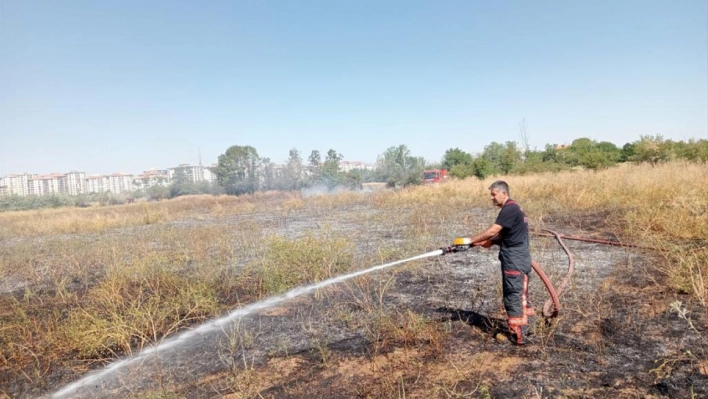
top-left (300, 182), bottom-right (388, 198)
top-left (300, 184), bottom-right (350, 198)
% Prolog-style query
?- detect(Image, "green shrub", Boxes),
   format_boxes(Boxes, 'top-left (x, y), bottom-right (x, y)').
top-left (254, 233), bottom-right (354, 295)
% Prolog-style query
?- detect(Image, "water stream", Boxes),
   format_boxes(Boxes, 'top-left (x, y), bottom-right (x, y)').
top-left (51, 249), bottom-right (444, 398)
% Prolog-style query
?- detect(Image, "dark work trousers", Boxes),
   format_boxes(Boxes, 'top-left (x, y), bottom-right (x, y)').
top-left (499, 245), bottom-right (533, 343)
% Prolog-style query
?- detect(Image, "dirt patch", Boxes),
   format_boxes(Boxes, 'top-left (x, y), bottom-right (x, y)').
top-left (196, 346), bottom-right (525, 399)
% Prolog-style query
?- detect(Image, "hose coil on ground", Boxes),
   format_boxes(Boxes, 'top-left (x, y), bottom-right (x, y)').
top-left (531, 229), bottom-right (655, 318)
top-left (532, 229), bottom-right (574, 318)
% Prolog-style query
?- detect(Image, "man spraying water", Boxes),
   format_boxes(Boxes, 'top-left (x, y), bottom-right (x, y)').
top-left (455, 180), bottom-right (535, 345)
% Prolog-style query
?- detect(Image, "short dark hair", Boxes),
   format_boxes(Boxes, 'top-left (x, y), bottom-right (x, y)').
top-left (489, 180), bottom-right (510, 196)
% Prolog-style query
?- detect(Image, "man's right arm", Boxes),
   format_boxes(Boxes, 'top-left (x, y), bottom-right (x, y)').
top-left (469, 223), bottom-right (503, 246)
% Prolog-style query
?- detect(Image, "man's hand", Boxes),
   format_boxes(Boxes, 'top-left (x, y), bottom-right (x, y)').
top-left (476, 238), bottom-right (493, 248)
top-left (469, 224), bottom-right (503, 246)
top-left (474, 234), bottom-right (501, 248)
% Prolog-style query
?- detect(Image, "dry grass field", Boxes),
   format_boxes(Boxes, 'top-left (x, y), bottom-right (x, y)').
top-left (1, 162), bottom-right (706, 398)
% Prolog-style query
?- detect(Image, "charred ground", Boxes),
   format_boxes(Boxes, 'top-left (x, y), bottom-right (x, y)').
top-left (2, 175), bottom-right (707, 399)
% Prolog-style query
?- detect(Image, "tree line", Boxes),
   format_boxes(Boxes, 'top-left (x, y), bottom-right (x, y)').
top-left (186, 135), bottom-right (707, 197)
top-left (1, 135), bottom-right (705, 211)
top-left (208, 144), bottom-right (426, 196)
top-left (441, 135), bottom-right (708, 179)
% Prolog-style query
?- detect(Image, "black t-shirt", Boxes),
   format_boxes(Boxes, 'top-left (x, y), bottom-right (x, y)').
top-left (494, 199), bottom-right (528, 248)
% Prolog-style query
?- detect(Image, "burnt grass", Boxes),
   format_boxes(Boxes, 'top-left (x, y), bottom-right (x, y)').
top-left (13, 202), bottom-right (708, 399)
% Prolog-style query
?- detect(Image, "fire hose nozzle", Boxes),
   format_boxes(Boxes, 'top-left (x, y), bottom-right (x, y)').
top-left (441, 245), bottom-right (471, 254)
top-left (453, 237), bottom-right (473, 247)
top-left (441, 237), bottom-right (474, 254)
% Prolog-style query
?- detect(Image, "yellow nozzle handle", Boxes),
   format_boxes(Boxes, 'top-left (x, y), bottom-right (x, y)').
top-left (453, 237), bottom-right (472, 247)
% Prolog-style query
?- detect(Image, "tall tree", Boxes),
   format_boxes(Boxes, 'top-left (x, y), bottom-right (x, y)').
top-left (567, 138), bottom-right (621, 170)
top-left (285, 148), bottom-right (305, 190)
top-left (620, 142), bottom-right (636, 162)
top-left (215, 145), bottom-right (261, 195)
top-left (631, 135), bottom-right (673, 165)
top-left (322, 149), bottom-right (343, 185)
top-left (501, 141), bottom-right (522, 174)
top-left (261, 157), bottom-right (276, 191)
top-left (542, 144), bottom-right (560, 163)
top-left (442, 148), bottom-right (473, 170)
top-left (472, 156), bottom-right (494, 179)
top-left (307, 150), bottom-right (322, 184)
top-left (376, 145), bottom-right (426, 186)
top-left (479, 141), bottom-right (520, 175)
top-left (169, 166), bottom-right (198, 197)
top-left (672, 139), bottom-right (708, 162)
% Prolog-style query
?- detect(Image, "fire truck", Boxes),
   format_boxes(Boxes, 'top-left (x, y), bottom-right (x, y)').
top-left (422, 169), bottom-right (448, 185)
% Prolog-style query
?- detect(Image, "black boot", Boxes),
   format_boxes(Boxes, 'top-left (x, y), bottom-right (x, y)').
top-left (508, 323), bottom-right (530, 345)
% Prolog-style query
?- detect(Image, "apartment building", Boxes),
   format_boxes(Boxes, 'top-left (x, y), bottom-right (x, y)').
top-left (1, 172), bottom-right (86, 197)
top-left (1, 174), bottom-right (32, 196)
top-left (28, 174), bottom-right (63, 196)
top-left (106, 173), bottom-right (134, 194)
top-left (339, 161), bottom-right (375, 173)
top-left (168, 164), bottom-right (216, 184)
top-left (84, 173), bottom-right (135, 194)
top-left (133, 169), bottom-right (170, 190)
top-left (28, 179), bottom-right (44, 196)
top-left (203, 165), bottom-right (216, 182)
top-left (1, 161), bottom-right (218, 197)
top-left (63, 171), bottom-right (86, 196)
top-left (84, 175), bottom-right (106, 194)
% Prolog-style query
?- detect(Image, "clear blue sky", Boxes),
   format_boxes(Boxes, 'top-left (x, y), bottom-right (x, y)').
top-left (1, 0), bottom-right (706, 176)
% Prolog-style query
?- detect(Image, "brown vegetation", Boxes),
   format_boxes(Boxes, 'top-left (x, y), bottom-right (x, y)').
top-left (0, 161), bottom-right (706, 398)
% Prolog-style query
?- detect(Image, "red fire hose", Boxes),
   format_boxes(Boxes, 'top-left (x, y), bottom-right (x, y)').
top-left (532, 259), bottom-right (562, 318)
top-left (445, 230), bottom-right (652, 319)
top-left (531, 231), bottom-right (663, 251)
top-left (532, 230), bottom-right (572, 318)
top-left (531, 229), bottom-right (656, 318)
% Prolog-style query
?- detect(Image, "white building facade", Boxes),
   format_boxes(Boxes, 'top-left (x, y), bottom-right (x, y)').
top-left (1, 160), bottom-right (219, 197)
top-left (28, 179), bottom-right (45, 196)
top-left (62, 171), bottom-right (86, 195)
top-left (28, 174), bottom-right (63, 196)
top-left (106, 174), bottom-right (134, 194)
top-left (168, 164), bottom-right (216, 183)
top-left (133, 169), bottom-right (170, 191)
top-left (203, 165), bottom-right (216, 183)
top-left (0, 174), bottom-right (32, 196)
top-left (339, 161), bottom-right (376, 173)
top-left (84, 175), bottom-right (107, 194)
